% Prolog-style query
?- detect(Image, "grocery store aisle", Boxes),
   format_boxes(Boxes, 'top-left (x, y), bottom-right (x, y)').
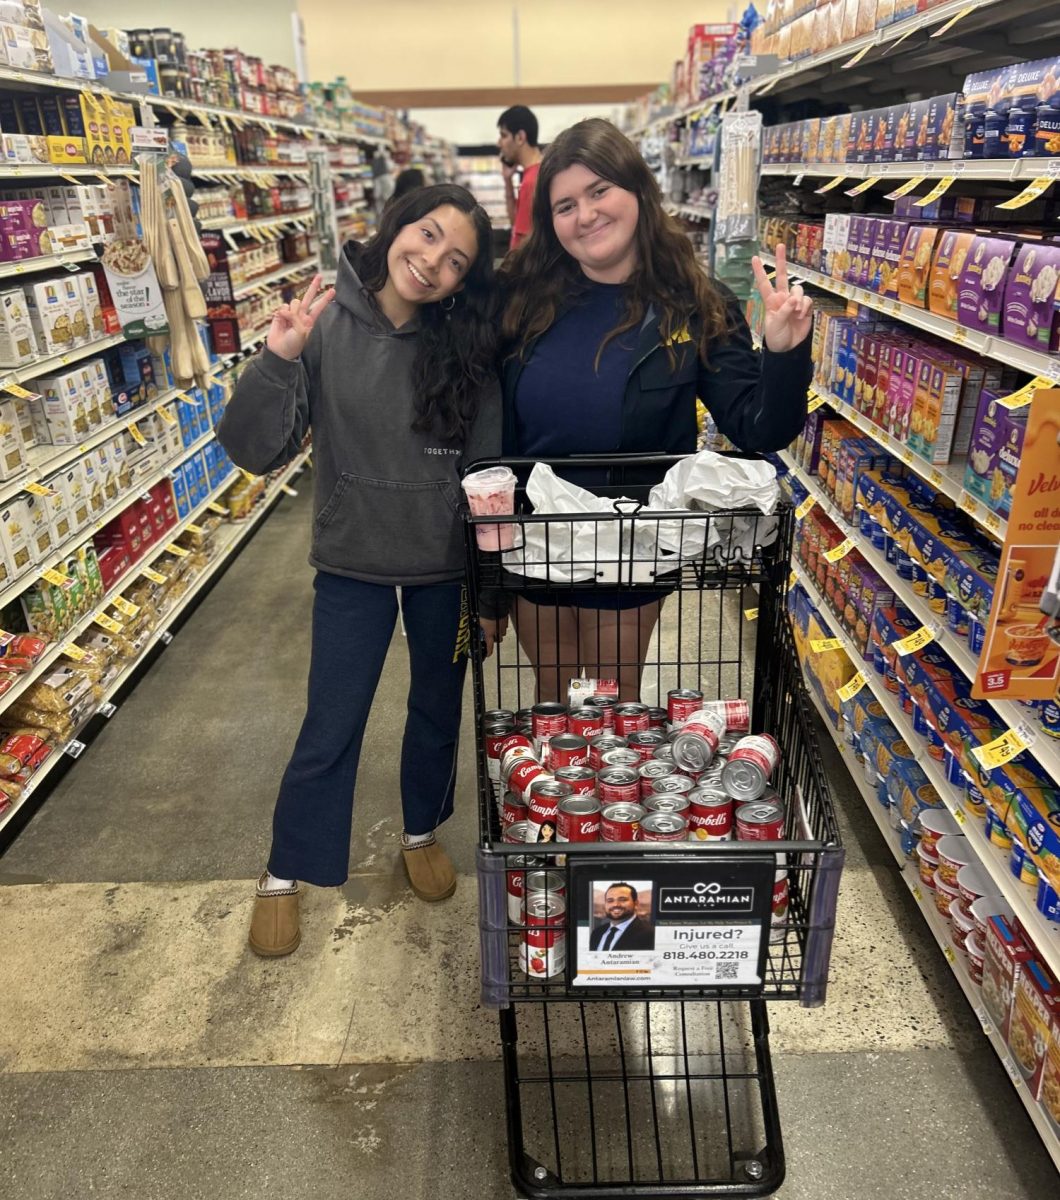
top-left (0, 472), bottom-right (1056, 1199)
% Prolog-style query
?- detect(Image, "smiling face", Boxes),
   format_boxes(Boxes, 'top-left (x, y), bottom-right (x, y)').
top-left (384, 204), bottom-right (478, 309)
top-left (549, 163), bottom-right (640, 284)
top-left (604, 886), bottom-right (637, 922)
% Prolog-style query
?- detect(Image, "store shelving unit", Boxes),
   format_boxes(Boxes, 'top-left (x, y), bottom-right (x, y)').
top-left (1, 332), bottom-right (127, 390)
top-left (0, 248), bottom-right (98, 279)
top-left (665, 202), bottom-right (713, 223)
top-left (190, 166), bottom-right (311, 182)
top-left (231, 255), bottom-right (320, 300)
top-left (762, 160), bottom-right (1060, 182)
top-left (200, 210), bottom-right (315, 237)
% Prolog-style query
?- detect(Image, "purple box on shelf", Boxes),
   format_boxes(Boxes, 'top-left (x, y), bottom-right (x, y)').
top-left (1002, 240), bottom-right (1060, 351)
top-left (963, 390), bottom-right (1029, 520)
top-left (957, 236), bottom-right (1018, 334)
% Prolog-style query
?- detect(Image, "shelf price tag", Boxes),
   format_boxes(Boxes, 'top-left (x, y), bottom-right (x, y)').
top-left (810, 637), bottom-right (843, 654)
top-left (997, 177), bottom-right (1056, 210)
top-left (127, 422), bottom-right (146, 446)
top-left (186, 523), bottom-right (206, 536)
top-left (175, 391), bottom-right (202, 407)
top-left (891, 626), bottom-right (935, 656)
top-left (807, 392), bottom-right (826, 414)
top-left (788, 569), bottom-right (797, 590)
top-left (207, 502), bottom-right (229, 516)
top-left (112, 596), bottom-right (140, 618)
top-left (814, 175), bottom-right (847, 195)
top-left (837, 671), bottom-right (868, 702)
top-left (2, 380), bottom-right (37, 399)
top-left (994, 375), bottom-right (1055, 410)
top-left (953, 806), bottom-right (967, 826)
top-left (931, 5), bottom-right (976, 38)
top-left (912, 177), bottom-right (957, 207)
top-left (928, 468), bottom-right (945, 488)
top-left (94, 612), bottom-right (122, 634)
top-left (25, 481), bottom-right (56, 497)
top-left (943, 945), bottom-right (956, 964)
top-left (743, 608), bottom-right (759, 621)
top-left (165, 542), bottom-right (190, 557)
top-left (841, 42), bottom-right (873, 69)
top-left (61, 642), bottom-right (87, 661)
top-left (911, 885), bottom-right (923, 902)
top-left (157, 406), bottom-right (177, 425)
top-left (41, 567), bottom-right (70, 586)
top-left (845, 176), bottom-right (881, 197)
top-left (824, 536), bottom-right (856, 563)
top-left (984, 511), bottom-right (1002, 535)
top-left (795, 496), bottom-right (816, 520)
top-left (141, 566), bottom-right (168, 585)
top-left (972, 727), bottom-right (1030, 770)
top-left (280, 483), bottom-right (297, 496)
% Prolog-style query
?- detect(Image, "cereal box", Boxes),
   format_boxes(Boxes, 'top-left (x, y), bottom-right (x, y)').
top-left (1008, 961), bottom-right (1059, 1099)
top-left (957, 235), bottom-right (1017, 334)
top-left (1002, 240), bottom-right (1060, 351)
top-left (982, 915), bottom-right (1033, 1042)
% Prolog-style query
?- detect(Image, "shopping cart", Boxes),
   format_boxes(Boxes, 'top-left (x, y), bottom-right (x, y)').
top-left (463, 455), bottom-right (844, 1199)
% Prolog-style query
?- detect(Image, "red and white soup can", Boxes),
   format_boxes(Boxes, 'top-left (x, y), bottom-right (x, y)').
top-left (553, 765), bottom-right (597, 797)
top-left (667, 688), bottom-right (704, 726)
top-left (688, 787), bottom-right (734, 841)
top-left (597, 767), bottom-right (641, 806)
top-left (600, 802), bottom-right (646, 842)
top-left (613, 703), bottom-right (650, 737)
top-left (641, 812), bottom-right (689, 842)
top-left (557, 795), bottom-right (601, 843)
top-left (722, 734), bottom-right (780, 802)
top-left (521, 893), bottom-right (567, 979)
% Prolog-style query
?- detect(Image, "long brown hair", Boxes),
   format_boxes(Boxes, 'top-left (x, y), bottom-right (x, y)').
top-left (501, 118), bottom-right (730, 366)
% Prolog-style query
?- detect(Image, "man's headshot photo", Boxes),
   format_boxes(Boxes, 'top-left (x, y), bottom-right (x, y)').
top-left (589, 881), bottom-right (655, 952)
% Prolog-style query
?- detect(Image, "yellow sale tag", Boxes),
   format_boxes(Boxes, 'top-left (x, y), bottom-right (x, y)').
top-left (186, 523), bottom-right (206, 536)
top-left (112, 596), bottom-right (139, 618)
top-left (845, 177), bottom-right (881, 197)
top-left (985, 511), bottom-right (1002, 535)
top-left (158, 406), bottom-right (177, 425)
top-left (166, 543), bottom-right (190, 557)
top-left (972, 728), bottom-right (1029, 769)
top-left (3, 381), bottom-right (36, 399)
top-left (176, 391), bottom-right (202, 407)
top-left (207, 502), bottom-right (229, 516)
top-left (953, 806), bottom-right (967, 826)
top-left (841, 42), bottom-right (873, 69)
top-left (810, 637), bottom-right (843, 654)
top-left (994, 375), bottom-right (1054, 409)
top-left (141, 566), bottom-right (168, 584)
top-left (795, 496), bottom-right (816, 520)
top-left (25, 481), bottom-right (56, 497)
top-left (912, 177), bottom-right (957, 207)
top-left (807, 393), bottom-right (826, 413)
top-left (912, 886), bottom-right (923, 902)
top-left (929, 469), bottom-right (945, 488)
top-left (280, 484), bottom-right (297, 496)
top-left (41, 567), bottom-right (69, 586)
top-left (891, 626), bottom-right (935, 656)
top-left (944, 945), bottom-right (956, 964)
top-left (951, 325), bottom-right (969, 345)
top-left (127, 422), bottom-right (146, 446)
top-left (900, 446), bottom-right (914, 465)
top-left (930, 5), bottom-right (976, 38)
top-left (996, 178), bottom-right (1056, 211)
top-left (788, 570), bottom-right (797, 590)
top-left (94, 612), bottom-right (122, 634)
top-left (958, 490), bottom-right (979, 516)
top-left (837, 671), bottom-right (868, 702)
top-left (61, 642), bottom-right (87, 661)
top-left (824, 536), bottom-right (856, 563)
top-left (814, 175), bottom-right (847, 195)
top-left (744, 608), bottom-right (759, 621)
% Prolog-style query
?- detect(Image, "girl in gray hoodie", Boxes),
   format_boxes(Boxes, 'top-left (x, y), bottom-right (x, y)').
top-left (218, 184), bottom-right (502, 957)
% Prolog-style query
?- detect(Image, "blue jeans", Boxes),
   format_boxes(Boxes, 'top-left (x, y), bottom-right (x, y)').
top-left (268, 571), bottom-right (469, 886)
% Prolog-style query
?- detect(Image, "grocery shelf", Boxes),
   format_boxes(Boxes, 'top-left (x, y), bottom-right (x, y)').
top-left (0, 163), bottom-right (138, 180)
top-left (790, 555), bottom-right (1060, 983)
top-left (191, 166), bottom-right (311, 182)
top-left (0, 451), bottom-right (310, 837)
top-left (0, 248), bottom-right (97, 279)
top-left (762, 160), bottom-right (1060, 183)
top-left (665, 203), bottom-right (713, 223)
top-left (2, 332), bottom-right (127, 390)
top-left (232, 256), bottom-right (319, 300)
top-left (201, 209), bottom-right (315, 237)
top-left (673, 157), bottom-right (713, 170)
top-left (804, 682), bottom-right (1060, 1172)
top-left (334, 202), bottom-right (368, 219)
top-left (782, 451), bottom-right (1060, 810)
top-left (759, 253), bottom-right (1060, 383)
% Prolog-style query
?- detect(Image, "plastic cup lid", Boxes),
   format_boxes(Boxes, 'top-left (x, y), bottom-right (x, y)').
top-left (461, 466), bottom-right (516, 491)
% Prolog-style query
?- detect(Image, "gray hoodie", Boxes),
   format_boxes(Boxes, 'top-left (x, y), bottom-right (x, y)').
top-left (216, 246), bottom-right (501, 586)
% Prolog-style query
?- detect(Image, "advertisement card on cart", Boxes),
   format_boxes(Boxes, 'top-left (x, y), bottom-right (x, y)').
top-left (566, 855), bottom-right (775, 991)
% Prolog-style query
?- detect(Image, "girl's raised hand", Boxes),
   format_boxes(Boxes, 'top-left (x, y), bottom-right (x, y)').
top-left (750, 243), bottom-right (813, 354)
top-left (266, 274), bottom-right (336, 362)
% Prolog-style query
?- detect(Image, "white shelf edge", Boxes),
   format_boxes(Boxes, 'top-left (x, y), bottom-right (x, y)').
top-left (0, 248), bottom-right (96, 280)
top-left (232, 256), bottom-right (319, 300)
top-left (761, 160), bottom-right (1051, 183)
top-left (201, 210), bottom-right (316, 236)
top-left (2, 332), bottom-right (126, 391)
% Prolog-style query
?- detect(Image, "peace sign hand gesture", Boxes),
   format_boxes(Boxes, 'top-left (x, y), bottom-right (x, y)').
top-left (751, 243), bottom-right (813, 354)
top-left (267, 274), bottom-right (336, 362)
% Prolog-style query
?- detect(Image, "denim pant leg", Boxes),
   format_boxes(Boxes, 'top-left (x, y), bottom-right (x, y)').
top-left (268, 572), bottom-right (397, 886)
top-left (399, 581), bottom-right (469, 836)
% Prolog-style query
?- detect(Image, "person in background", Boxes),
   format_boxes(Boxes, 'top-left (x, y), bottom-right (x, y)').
top-left (497, 104), bottom-right (542, 252)
top-left (217, 185), bottom-right (502, 958)
top-left (498, 118), bottom-right (813, 700)
top-left (393, 167), bottom-right (426, 201)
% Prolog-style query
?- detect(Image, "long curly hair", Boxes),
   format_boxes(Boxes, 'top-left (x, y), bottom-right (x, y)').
top-left (357, 184), bottom-right (497, 441)
top-left (501, 119), bottom-right (729, 367)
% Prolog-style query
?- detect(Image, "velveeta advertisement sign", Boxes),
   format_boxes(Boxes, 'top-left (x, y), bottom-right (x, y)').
top-left (974, 388), bottom-right (1060, 700)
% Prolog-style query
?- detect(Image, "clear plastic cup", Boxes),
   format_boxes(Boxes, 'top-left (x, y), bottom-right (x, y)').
top-left (461, 466), bottom-right (516, 551)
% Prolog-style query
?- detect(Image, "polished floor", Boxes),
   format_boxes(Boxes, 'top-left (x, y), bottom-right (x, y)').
top-left (0, 477), bottom-right (1055, 1199)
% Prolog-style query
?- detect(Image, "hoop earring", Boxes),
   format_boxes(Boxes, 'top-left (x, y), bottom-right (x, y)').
top-left (440, 295), bottom-right (456, 311)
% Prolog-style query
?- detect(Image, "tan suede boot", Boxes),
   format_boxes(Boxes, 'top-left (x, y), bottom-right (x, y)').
top-left (401, 837), bottom-right (457, 902)
top-left (248, 873), bottom-right (301, 957)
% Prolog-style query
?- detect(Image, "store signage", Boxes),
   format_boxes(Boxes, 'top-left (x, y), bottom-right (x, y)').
top-left (567, 856), bottom-right (774, 991)
top-left (973, 386), bottom-right (1060, 700)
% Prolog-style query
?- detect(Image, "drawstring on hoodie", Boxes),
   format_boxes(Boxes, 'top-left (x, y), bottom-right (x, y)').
top-left (396, 586), bottom-right (407, 637)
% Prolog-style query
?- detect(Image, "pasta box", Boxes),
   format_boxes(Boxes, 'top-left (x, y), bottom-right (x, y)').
top-left (963, 390), bottom-right (1028, 520)
top-left (1002, 240), bottom-right (1060, 351)
top-left (957, 235), bottom-right (1017, 334)
top-left (897, 225), bottom-right (939, 308)
top-left (928, 229), bottom-right (975, 318)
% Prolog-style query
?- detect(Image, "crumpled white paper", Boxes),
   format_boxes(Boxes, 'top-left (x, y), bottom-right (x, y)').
top-left (502, 452), bottom-right (779, 584)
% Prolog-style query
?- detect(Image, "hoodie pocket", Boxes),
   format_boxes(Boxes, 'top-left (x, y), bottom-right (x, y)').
top-left (312, 473), bottom-right (464, 579)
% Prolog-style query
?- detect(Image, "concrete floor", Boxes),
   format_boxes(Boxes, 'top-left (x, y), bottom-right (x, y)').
top-left (0, 475), bottom-right (1057, 1199)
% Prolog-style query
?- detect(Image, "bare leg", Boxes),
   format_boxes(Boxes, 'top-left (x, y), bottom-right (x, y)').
top-left (575, 602), bottom-right (663, 701)
top-left (513, 597), bottom-right (582, 704)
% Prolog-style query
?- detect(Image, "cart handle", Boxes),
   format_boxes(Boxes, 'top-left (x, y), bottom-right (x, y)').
top-left (463, 452), bottom-right (688, 477)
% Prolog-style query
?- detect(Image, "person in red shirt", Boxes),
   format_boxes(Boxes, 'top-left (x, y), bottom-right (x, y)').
top-left (498, 105), bottom-right (543, 252)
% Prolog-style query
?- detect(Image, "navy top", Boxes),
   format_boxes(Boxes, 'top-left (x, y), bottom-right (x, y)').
top-left (514, 281), bottom-right (639, 457)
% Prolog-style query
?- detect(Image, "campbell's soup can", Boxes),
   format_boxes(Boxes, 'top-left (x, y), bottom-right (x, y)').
top-left (722, 734), bottom-right (780, 801)
top-left (521, 893), bottom-right (566, 978)
top-left (485, 722), bottom-right (515, 781)
top-left (688, 787), bottom-right (733, 840)
top-left (626, 730), bottom-right (666, 762)
top-left (601, 747), bottom-right (642, 770)
top-left (506, 854), bottom-right (539, 924)
top-left (557, 795), bottom-right (601, 843)
top-left (652, 743), bottom-right (678, 766)
top-left (671, 707), bottom-right (726, 773)
top-left (527, 779), bottom-right (572, 842)
top-left (504, 819), bottom-right (531, 844)
top-left (500, 744), bottom-right (536, 785)
top-left (668, 687), bottom-right (704, 726)
top-left (525, 869), bottom-right (566, 911)
top-left (502, 791), bottom-right (528, 832)
top-left (548, 732), bottom-right (589, 770)
top-left (499, 732), bottom-right (533, 759)
top-left (639, 759), bottom-right (677, 798)
top-left (770, 869), bottom-right (791, 945)
top-left (597, 766), bottom-right (641, 806)
top-left (587, 696), bottom-right (617, 729)
top-left (651, 774), bottom-right (694, 799)
top-left (613, 703), bottom-right (650, 736)
top-left (483, 708), bottom-right (515, 729)
top-left (554, 765), bottom-right (597, 796)
top-left (589, 733), bottom-right (627, 770)
top-left (531, 702), bottom-right (568, 739)
top-left (641, 811), bottom-right (689, 842)
top-left (736, 799), bottom-right (786, 841)
top-left (648, 707), bottom-right (668, 730)
top-left (600, 802), bottom-right (646, 842)
top-left (704, 698), bottom-right (750, 733)
top-left (569, 706), bottom-right (605, 739)
top-left (509, 759), bottom-right (551, 803)
top-left (645, 793), bottom-right (690, 817)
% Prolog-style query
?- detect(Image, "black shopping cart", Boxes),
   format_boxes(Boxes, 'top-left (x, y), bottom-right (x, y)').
top-left (463, 455), bottom-right (844, 1199)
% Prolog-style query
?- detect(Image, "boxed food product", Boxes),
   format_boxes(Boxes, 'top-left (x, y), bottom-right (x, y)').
top-left (982, 914), bottom-right (1034, 1041)
top-left (36, 370), bottom-right (89, 444)
top-left (910, 357), bottom-right (965, 465)
top-left (38, 472), bottom-right (71, 543)
top-left (25, 277), bottom-right (75, 354)
top-left (923, 93), bottom-right (960, 160)
top-left (957, 235), bottom-right (1017, 334)
top-left (1008, 960), bottom-right (1059, 1098)
top-left (963, 390), bottom-right (1028, 519)
top-left (0, 196), bottom-right (51, 260)
top-left (77, 270), bottom-right (104, 338)
top-left (58, 464), bottom-right (90, 532)
top-left (1002, 240), bottom-right (1060, 350)
top-left (58, 272), bottom-right (88, 345)
top-left (0, 286), bottom-right (37, 367)
top-left (0, 396), bottom-right (25, 482)
top-left (928, 230), bottom-right (975, 318)
top-left (18, 492), bottom-right (53, 563)
top-left (897, 226), bottom-right (938, 308)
